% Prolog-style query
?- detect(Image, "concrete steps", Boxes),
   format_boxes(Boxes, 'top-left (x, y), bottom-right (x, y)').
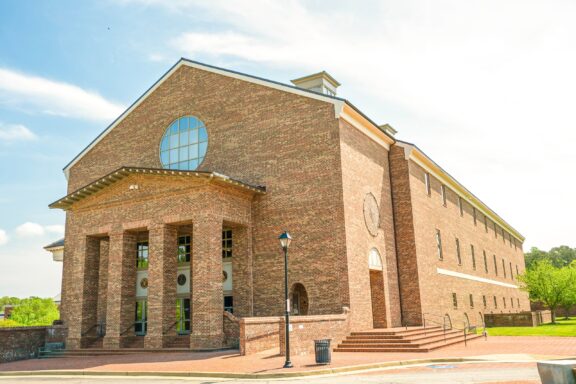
top-left (335, 327), bottom-right (483, 353)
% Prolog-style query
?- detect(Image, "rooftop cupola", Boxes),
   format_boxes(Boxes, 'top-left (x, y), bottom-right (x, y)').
top-left (290, 71), bottom-right (340, 96)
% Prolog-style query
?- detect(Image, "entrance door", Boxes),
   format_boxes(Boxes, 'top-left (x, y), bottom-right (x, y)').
top-left (369, 248), bottom-right (387, 328)
top-left (135, 300), bottom-right (147, 336)
top-left (176, 298), bottom-right (191, 334)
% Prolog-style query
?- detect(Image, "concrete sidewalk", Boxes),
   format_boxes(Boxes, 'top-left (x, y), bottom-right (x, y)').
top-left (0, 336), bottom-right (574, 379)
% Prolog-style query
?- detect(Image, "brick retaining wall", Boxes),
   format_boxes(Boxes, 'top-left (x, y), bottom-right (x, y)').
top-left (239, 309), bottom-right (350, 356)
top-left (484, 310), bottom-right (552, 327)
top-left (0, 326), bottom-right (67, 363)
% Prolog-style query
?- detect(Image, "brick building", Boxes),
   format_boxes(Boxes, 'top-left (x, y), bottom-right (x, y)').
top-left (49, 59), bottom-right (529, 350)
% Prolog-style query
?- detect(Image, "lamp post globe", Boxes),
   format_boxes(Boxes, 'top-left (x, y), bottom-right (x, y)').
top-left (278, 231), bottom-right (293, 368)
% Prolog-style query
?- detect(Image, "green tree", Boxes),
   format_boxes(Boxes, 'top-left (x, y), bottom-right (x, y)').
top-left (10, 297), bottom-right (59, 326)
top-left (0, 296), bottom-right (21, 313)
top-left (517, 260), bottom-right (576, 323)
top-left (524, 246), bottom-right (576, 269)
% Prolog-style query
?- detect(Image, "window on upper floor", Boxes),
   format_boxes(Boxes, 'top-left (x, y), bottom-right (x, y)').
top-left (517, 298), bottom-right (520, 307)
top-left (222, 229), bottom-right (233, 259)
top-left (458, 197), bottom-right (463, 216)
top-left (516, 265), bottom-right (519, 276)
top-left (441, 185), bottom-right (447, 206)
top-left (177, 236), bottom-right (191, 264)
top-left (502, 259), bottom-right (507, 278)
top-left (425, 172), bottom-right (431, 196)
top-left (452, 293), bottom-right (458, 308)
top-left (482, 295), bottom-right (487, 308)
top-left (470, 244), bottom-right (476, 270)
top-left (136, 241), bottom-right (149, 269)
top-left (509, 262), bottom-right (513, 280)
top-left (511, 297), bottom-right (514, 308)
top-left (473, 207), bottom-right (477, 226)
top-left (483, 250), bottom-right (488, 273)
top-left (160, 116), bottom-right (208, 170)
top-left (436, 229), bottom-right (443, 260)
top-left (469, 294), bottom-right (474, 308)
top-left (493, 254), bottom-right (498, 276)
top-left (494, 222), bottom-right (498, 239)
top-left (484, 215), bottom-right (488, 233)
top-left (494, 295), bottom-right (498, 308)
top-left (503, 297), bottom-right (507, 308)
top-left (456, 238), bottom-right (462, 265)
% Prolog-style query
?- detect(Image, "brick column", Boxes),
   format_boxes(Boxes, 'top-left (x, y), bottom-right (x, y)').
top-left (97, 238), bottom-right (109, 327)
top-left (145, 224), bottom-right (178, 349)
top-left (232, 225), bottom-right (253, 317)
top-left (79, 236), bottom-right (101, 347)
top-left (104, 232), bottom-right (137, 349)
top-left (191, 218), bottom-right (224, 349)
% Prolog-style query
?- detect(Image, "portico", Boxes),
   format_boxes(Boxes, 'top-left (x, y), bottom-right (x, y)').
top-left (51, 167), bottom-right (264, 350)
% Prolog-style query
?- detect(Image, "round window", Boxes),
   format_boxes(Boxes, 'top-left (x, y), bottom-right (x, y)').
top-left (160, 116), bottom-right (208, 170)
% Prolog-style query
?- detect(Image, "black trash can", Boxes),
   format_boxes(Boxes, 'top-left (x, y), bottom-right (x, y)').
top-left (314, 339), bottom-right (331, 364)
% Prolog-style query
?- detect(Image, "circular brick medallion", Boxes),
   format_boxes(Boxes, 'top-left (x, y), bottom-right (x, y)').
top-left (177, 274), bottom-right (187, 286)
top-left (363, 193), bottom-right (380, 236)
top-left (140, 277), bottom-right (148, 289)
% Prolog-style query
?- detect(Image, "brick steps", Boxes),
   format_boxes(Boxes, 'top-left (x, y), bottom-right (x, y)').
top-left (335, 327), bottom-right (483, 353)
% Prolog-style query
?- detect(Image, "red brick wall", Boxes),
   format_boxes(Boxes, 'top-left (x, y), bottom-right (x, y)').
top-left (223, 311), bottom-right (240, 348)
top-left (0, 326), bottom-right (67, 363)
top-left (239, 316), bottom-right (282, 355)
top-left (485, 310), bottom-right (552, 327)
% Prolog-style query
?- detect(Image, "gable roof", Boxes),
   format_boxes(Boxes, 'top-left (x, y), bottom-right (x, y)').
top-left (50, 166), bottom-right (266, 210)
top-left (62, 58), bottom-right (395, 178)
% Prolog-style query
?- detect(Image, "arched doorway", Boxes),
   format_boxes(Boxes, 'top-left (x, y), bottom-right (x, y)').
top-left (369, 248), bottom-right (387, 328)
top-left (290, 283), bottom-right (309, 316)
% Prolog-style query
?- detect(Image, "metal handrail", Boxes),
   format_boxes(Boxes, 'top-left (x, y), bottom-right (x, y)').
top-left (120, 323), bottom-right (136, 336)
top-left (81, 323), bottom-right (98, 337)
top-left (163, 321), bottom-right (179, 335)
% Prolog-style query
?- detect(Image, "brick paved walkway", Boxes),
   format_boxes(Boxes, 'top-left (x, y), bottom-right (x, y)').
top-left (0, 336), bottom-right (574, 375)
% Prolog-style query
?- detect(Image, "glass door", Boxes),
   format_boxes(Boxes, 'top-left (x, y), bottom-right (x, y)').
top-left (135, 300), bottom-right (147, 336)
top-left (176, 298), bottom-right (191, 334)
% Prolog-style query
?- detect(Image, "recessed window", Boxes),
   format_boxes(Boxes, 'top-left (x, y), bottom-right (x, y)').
top-left (425, 173), bottom-right (431, 196)
top-left (483, 250), bottom-right (488, 273)
top-left (455, 238), bottom-right (462, 265)
top-left (494, 222), bottom-right (498, 238)
top-left (178, 236), bottom-right (191, 264)
top-left (516, 265), bottom-right (519, 276)
top-left (484, 215), bottom-right (488, 233)
top-left (137, 241), bottom-right (149, 269)
top-left (441, 185), bottom-right (447, 206)
top-left (160, 116), bottom-right (208, 170)
top-left (502, 259), bottom-right (507, 278)
top-left (482, 295), bottom-right (487, 308)
top-left (493, 296), bottom-right (498, 308)
top-left (436, 229), bottom-right (443, 260)
top-left (452, 293), bottom-right (458, 308)
top-left (511, 297), bottom-right (514, 308)
top-left (509, 262), bottom-right (513, 280)
top-left (473, 207), bottom-right (477, 226)
top-left (222, 229), bottom-right (233, 259)
top-left (470, 244), bottom-right (476, 270)
top-left (493, 254), bottom-right (498, 276)
top-left (503, 297), bottom-right (507, 308)
top-left (469, 294), bottom-right (474, 308)
top-left (458, 197), bottom-right (463, 216)
top-left (517, 298), bottom-right (520, 307)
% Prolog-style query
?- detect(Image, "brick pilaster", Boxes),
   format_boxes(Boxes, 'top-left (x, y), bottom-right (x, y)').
top-left (232, 225), bottom-right (253, 317)
top-left (79, 236), bottom-right (101, 347)
top-left (145, 224), bottom-right (178, 349)
top-left (191, 218), bottom-right (224, 349)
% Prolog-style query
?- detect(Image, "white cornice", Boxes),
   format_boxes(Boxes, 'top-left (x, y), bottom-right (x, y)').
top-left (398, 142), bottom-right (524, 242)
top-left (437, 268), bottom-right (519, 289)
top-left (340, 104), bottom-right (394, 150)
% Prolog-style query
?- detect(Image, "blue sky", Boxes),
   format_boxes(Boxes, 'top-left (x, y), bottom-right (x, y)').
top-left (1, 0), bottom-right (575, 297)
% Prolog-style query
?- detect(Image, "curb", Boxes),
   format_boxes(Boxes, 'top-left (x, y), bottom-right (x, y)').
top-left (0, 357), bottom-right (486, 379)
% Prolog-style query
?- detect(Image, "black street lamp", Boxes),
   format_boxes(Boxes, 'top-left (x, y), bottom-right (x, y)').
top-left (279, 231), bottom-right (293, 369)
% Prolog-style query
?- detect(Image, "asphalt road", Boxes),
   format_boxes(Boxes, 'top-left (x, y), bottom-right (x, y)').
top-left (0, 363), bottom-right (541, 384)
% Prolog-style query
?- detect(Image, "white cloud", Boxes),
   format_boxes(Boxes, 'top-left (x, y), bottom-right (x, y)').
top-left (0, 229), bottom-right (8, 246)
top-left (15, 222), bottom-right (46, 237)
top-left (45, 225), bottom-right (65, 235)
top-left (0, 123), bottom-right (37, 142)
top-left (0, 68), bottom-right (125, 122)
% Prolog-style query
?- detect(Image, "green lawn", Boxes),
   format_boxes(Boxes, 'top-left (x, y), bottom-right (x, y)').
top-left (485, 316), bottom-right (576, 337)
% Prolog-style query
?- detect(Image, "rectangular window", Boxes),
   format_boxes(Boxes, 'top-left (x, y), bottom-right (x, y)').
top-left (502, 228), bottom-right (505, 243)
top-left (494, 296), bottom-right (498, 308)
top-left (177, 236), bottom-right (191, 264)
top-left (456, 238), bottom-right (462, 265)
top-left (425, 172), bottom-right (431, 196)
top-left (136, 241), bottom-right (149, 269)
top-left (471, 244), bottom-right (476, 270)
top-left (134, 300), bottom-right (148, 336)
top-left (458, 197), bottom-right (463, 216)
top-left (509, 262), bottom-right (513, 279)
top-left (514, 239), bottom-right (518, 251)
top-left (452, 293), bottom-right (458, 309)
top-left (473, 207), bottom-right (477, 226)
top-left (441, 185), bottom-right (447, 206)
top-left (502, 259), bottom-right (507, 278)
top-left (175, 298), bottom-right (191, 334)
top-left (503, 297), bottom-right (507, 308)
top-left (509, 233), bottom-right (513, 248)
top-left (222, 229), bottom-right (233, 259)
top-left (482, 295), bottom-right (487, 308)
top-left (517, 298), bottom-right (520, 307)
top-left (484, 215), bottom-right (488, 233)
top-left (511, 297), bottom-right (514, 308)
top-left (436, 229), bottom-right (443, 260)
top-left (224, 295), bottom-right (234, 314)
top-left (469, 294), bottom-right (474, 308)
top-left (493, 254), bottom-right (498, 276)
top-left (516, 265), bottom-right (519, 276)
top-left (483, 250), bottom-right (488, 273)
top-left (494, 222), bottom-right (498, 238)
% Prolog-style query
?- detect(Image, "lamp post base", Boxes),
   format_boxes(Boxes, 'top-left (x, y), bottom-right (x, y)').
top-left (283, 361), bottom-right (293, 368)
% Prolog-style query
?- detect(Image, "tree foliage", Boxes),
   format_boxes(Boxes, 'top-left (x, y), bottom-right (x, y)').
top-left (517, 260), bottom-right (576, 322)
top-left (10, 297), bottom-right (59, 326)
top-left (0, 296), bottom-right (21, 313)
top-left (525, 246), bottom-right (576, 269)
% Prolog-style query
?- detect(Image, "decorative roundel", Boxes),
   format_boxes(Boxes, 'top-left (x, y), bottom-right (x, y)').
top-left (222, 271), bottom-right (228, 282)
top-left (177, 274), bottom-right (187, 286)
top-left (363, 193), bottom-right (380, 237)
top-left (140, 278), bottom-right (148, 289)
top-left (160, 116), bottom-right (208, 170)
